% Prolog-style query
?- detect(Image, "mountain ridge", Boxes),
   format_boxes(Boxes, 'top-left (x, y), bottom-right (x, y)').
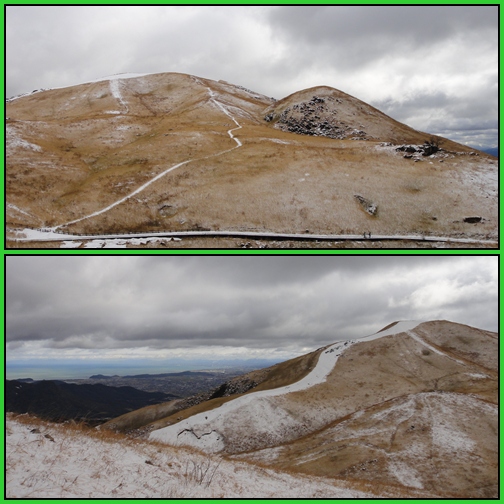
top-left (5, 319), bottom-right (498, 497)
top-left (116, 319), bottom-right (497, 497)
top-left (5, 379), bottom-right (179, 424)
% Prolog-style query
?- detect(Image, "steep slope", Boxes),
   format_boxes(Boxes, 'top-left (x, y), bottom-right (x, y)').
top-left (7, 413), bottom-right (402, 498)
top-left (146, 320), bottom-right (497, 497)
top-left (6, 73), bottom-right (497, 247)
top-left (6, 73), bottom-right (270, 232)
top-left (247, 392), bottom-right (497, 498)
top-left (102, 348), bottom-right (321, 433)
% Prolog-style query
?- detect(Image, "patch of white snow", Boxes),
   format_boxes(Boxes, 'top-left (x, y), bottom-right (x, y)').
top-left (6, 125), bottom-right (43, 152)
top-left (358, 320), bottom-right (423, 342)
top-left (388, 460), bottom-right (424, 489)
top-left (109, 80), bottom-right (128, 113)
top-left (60, 241), bottom-right (82, 248)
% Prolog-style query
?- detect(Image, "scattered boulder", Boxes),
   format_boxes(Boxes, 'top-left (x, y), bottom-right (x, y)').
top-left (421, 142), bottom-right (439, 156)
top-left (463, 216), bottom-right (483, 224)
top-left (354, 194), bottom-right (378, 216)
top-left (396, 143), bottom-right (440, 157)
top-left (396, 145), bottom-right (417, 154)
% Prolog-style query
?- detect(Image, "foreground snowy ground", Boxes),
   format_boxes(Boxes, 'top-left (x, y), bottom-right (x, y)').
top-left (6, 415), bottom-right (372, 498)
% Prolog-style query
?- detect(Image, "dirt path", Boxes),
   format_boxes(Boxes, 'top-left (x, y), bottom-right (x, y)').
top-left (51, 82), bottom-right (244, 231)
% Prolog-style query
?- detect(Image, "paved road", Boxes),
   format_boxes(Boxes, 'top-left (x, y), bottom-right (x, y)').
top-left (13, 228), bottom-right (498, 246)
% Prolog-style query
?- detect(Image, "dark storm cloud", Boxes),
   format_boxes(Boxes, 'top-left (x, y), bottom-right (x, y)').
top-left (268, 6), bottom-right (495, 55)
top-left (6, 256), bottom-right (498, 361)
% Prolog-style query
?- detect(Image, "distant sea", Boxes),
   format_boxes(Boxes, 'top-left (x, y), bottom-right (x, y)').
top-left (6, 358), bottom-right (280, 381)
top-left (6, 364), bottom-right (189, 381)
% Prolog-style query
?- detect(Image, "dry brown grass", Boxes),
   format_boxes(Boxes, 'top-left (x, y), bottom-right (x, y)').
top-left (231, 323), bottom-right (498, 498)
top-left (8, 412), bottom-right (133, 444)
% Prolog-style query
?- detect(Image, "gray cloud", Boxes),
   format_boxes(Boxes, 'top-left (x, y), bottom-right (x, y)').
top-left (372, 87), bottom-right (498, 150)
top-left (6, 256), bottom-right (498, 364)
top-left (268, 6), bottom-right (496, 53)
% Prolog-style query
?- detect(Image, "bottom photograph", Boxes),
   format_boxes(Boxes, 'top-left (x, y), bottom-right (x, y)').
top-left (5, 255), bottom-right (498, 498)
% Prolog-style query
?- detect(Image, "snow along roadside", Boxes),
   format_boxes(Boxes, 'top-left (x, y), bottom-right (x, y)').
top-left (11, 228), bottom-right (497, 246)
top-left (149, 321), bottom-right (422, 452)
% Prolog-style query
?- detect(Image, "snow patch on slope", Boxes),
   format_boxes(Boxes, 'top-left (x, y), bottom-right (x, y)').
top-left (6, 125), bottom-right (43, 152)
top-left (6, 73), bottom-right (157, 102)
top-left (457, 161), bottom-right (498, 199)
top-left (388, 461), bottom-right (424, 489)
top-left (6, 204), bottom-right (34, 219)
top-left (109, 79), bottom-right (128, 113)
top-left (358, 320), bottom-right (422, 342)
top-left (150, 321), bottom-right (422, 452)
top-left (405, 329), bottom-right (467, 366)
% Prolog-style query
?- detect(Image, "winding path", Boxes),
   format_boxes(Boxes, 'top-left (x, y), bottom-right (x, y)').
top-left (52, 82), bottom-right (243, 230)
top-left (10, 79), bottom-right (498, 246)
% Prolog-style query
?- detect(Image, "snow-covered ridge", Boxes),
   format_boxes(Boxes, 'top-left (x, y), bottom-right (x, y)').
top-left (6, 72), bottom-right (160, 102)
top-left (358, 320), bottom-right (422, 341)
top-left (150, 321), bottom-right (422, 451)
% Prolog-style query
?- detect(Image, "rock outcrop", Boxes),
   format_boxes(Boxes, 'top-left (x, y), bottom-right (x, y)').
top-left (265, 95), bottom-right (369, 140)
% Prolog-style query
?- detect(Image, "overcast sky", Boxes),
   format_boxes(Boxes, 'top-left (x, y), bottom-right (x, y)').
top-left (6, 5), bottom-right (497, 150)
top-left (6, 256), bottom-right (498, 372)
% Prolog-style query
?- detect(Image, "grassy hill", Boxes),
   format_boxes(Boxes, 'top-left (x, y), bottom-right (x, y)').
top-left (6, 73), bottom-right (497, 248)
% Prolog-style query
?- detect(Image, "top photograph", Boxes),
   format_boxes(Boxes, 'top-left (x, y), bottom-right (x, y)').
top-left (5, 5), bottom-right (498, 250)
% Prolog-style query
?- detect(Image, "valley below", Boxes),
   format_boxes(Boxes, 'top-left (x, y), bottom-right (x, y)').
top-left (5, 368), bottom-right (261, 424)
